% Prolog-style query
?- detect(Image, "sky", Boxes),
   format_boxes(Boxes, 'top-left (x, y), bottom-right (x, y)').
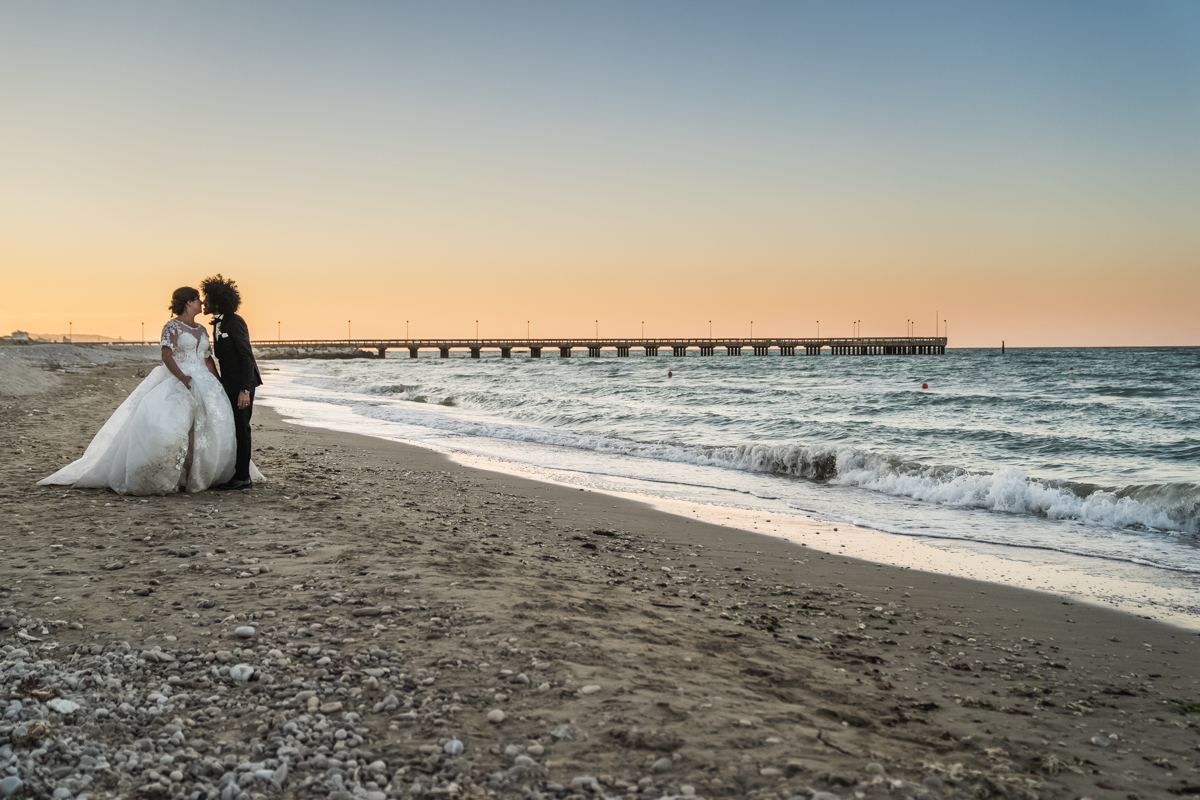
top-left (2, 1), bottom-right (1198, 347)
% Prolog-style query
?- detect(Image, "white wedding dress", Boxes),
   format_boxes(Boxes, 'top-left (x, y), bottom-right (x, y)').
top-left (39, 318), bottom-right (239, 494)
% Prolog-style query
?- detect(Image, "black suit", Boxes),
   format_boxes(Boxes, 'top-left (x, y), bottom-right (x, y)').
top-left (212, 313), bottom-right (262, 481)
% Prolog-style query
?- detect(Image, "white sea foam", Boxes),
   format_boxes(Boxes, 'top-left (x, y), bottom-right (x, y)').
top-left (332, 395), bottom-right (1199, 535)
top-left (835, 464), bottom-right (1195, 533)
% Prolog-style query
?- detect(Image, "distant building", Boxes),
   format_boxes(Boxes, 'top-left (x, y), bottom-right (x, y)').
top-left (0, 330), bottom-right (32, 344)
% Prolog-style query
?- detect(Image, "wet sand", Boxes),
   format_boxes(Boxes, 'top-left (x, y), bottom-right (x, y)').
top-left (2, 354), bottom-right (1199, 799)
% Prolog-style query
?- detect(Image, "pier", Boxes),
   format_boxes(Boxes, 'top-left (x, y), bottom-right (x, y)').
top-left (248, 336), bottom-right (948, 359)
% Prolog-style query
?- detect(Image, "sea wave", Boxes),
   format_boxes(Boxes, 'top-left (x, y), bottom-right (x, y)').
top-left (340, 399), bottom-right (1199, 535)
top-left (835, 462), bottom-right (1197, 533)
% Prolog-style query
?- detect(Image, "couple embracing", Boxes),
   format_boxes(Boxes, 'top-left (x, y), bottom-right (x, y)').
top-left (40, 275), bottom-right (263, 495)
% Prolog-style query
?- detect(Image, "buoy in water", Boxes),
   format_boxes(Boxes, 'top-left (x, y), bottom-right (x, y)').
top-left (921, 383), bottom-right (928, 389)
top-left (1070, 367), bottom-right (1074, 371)
top-left (667, 371), bottom-right (673, 378)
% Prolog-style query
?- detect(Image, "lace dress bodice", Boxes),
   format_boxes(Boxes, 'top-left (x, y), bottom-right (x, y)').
top-left (160, 318), bottom-right (212, 372)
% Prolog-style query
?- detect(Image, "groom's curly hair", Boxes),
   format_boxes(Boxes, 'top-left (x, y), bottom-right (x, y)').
top-left (200, 274), bottom-right (242, 315)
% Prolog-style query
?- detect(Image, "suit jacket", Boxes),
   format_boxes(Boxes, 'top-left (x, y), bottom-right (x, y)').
top-left (212, 312), bottom-right (263, 393)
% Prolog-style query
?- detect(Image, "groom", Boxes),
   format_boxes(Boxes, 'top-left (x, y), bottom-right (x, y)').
top-left (201, 274), bottom-right (262, 491)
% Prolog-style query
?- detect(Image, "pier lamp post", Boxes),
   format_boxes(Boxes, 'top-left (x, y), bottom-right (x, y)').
top-left (709, 320), bottom-right (712, 339)
top-left (348, 320), bottom-right (351, 342)
top-left (750, 321), bottom-right (753, 339)
top-left (141, 322), bottom-right (144, 344)
top-left (476, 320), bottom-right (479, 341)
top-left (68, 322), bottom-right (72, 343)
top-left (527, 320), bottom-right (530, 338)
top-left (641, 321), bottom-right (644, 338)
top-left (406, 320), bottom-right (409, 340)
top-left (816, 321), bottom-right (819, 338)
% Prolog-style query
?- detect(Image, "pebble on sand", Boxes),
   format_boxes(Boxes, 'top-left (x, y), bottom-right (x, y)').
top-left (46, 698), bottom-right (80, 714)
top-left (234, 626), bottom-right (256, 638)
top-left (487, 709), bottom-right (506, 723)
top-left (229, 664), bottom-right (255, 682)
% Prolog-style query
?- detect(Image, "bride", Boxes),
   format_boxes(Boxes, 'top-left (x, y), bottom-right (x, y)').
top-left (39, 287), bottom-right (239, 494)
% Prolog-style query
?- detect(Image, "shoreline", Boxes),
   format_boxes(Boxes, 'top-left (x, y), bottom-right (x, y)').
top-left (259, 390), bottom-right (1200, 633)
top-left (2, 359), bottom-right (1199, 799)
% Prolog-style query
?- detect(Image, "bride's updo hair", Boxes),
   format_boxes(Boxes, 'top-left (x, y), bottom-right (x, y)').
top-left (170, 287), bottom-right (200, 315)
top-left (200, 274), bottom-right (241, 315)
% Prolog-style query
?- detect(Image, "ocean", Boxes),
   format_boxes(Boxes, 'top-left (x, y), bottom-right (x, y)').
top-left (256, 347), bottom-right (1200, 628)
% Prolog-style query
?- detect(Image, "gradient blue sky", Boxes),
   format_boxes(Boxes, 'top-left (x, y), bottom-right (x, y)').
top-left (2, 1), bottom-right (1198, 345)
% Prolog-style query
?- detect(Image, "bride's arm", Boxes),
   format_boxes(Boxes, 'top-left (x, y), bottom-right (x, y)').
top-left (162, 347), bottom-right (193, 390)
top-left (205, 356), bottom-right (220, 379)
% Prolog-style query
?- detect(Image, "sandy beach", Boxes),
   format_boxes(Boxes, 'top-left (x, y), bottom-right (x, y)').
top-left (2, 350), bottom-right (1198, 800)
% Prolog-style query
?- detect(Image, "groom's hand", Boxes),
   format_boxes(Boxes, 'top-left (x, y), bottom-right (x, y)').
top-left (237, 390), bottom-right (251, 409)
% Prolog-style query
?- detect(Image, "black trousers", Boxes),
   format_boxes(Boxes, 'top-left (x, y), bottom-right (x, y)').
top-left (224, 386), bottom-right (255, 481)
